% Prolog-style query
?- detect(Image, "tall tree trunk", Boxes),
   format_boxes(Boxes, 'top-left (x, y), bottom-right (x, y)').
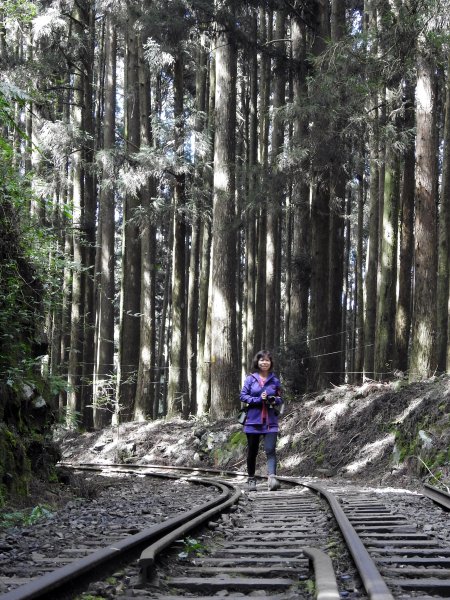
top-left (80, 1), bottom-right (96, 429)
top-left (154, 223), bottom-right (172, 418)
top-left (437, 51), bottom-right (450, 372)
top-left (342, 189), bottom-right (351, 377)
top-left (167, 51), bottom-right (188, 417)
top-left (354, 173), bottom-right (365, 382)
top-left (197, 53), bottom-right (214, 415)
top-left (307, 0), bottom-right (331, 392)
top-left (395, 79), bottom-right (415, 373)
top-left (94, 14), bottom-right (116, 428)
top-left (210, 25), bottom-right (238, 419)
top-left (59, 171), bottom-right (72, 413)
top-left (187, 41), bottom-right (207, 415)
top-left (245, 12), bottom-right (258, 369)
top-left (66, 4), bottom-right (86, 425)
top-left (289, 16), bottom-right (310, 347)
top-left (327, 0), bottom-right (347, 385)
top-left (135, 34), bottom-right (157, 421)
top-left (363, 0), bottom-right (380, 379)
top-left (0, 10), bottom-right (6, 64)
top-left (266, 6), bottom-right (285, 352)
top-left (410, 52), bottom-right (438, 380)
top-left (117, 3), bottom-right (141, 421)
top-left (374, 124), bottom-right (400, 378)
top-left (254, 7), bottom-right (272, 351)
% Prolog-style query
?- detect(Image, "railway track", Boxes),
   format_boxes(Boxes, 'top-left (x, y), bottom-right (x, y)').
top-left (1, 465), bottom-right (449, 600)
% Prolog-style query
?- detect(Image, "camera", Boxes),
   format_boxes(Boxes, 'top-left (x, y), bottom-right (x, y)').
top-left (264, 395), bottom-right (278, 407)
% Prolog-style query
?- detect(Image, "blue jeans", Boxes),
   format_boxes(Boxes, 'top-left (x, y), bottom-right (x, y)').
top-left (246, 432), bottom-right (278, 477)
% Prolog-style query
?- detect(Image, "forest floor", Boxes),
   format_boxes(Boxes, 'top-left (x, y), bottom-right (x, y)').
top-left (56, 373), bottom-right (450, 492)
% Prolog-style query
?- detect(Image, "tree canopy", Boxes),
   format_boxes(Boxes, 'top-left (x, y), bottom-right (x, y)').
top-left (0, 0), bottom-right (449, 429)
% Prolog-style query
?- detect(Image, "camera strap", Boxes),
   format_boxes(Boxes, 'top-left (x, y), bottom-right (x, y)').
top-left (260, 380), bottom-right (270, 424)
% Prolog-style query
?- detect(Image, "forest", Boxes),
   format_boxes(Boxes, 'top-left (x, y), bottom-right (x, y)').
top-left (0, 0), bottom-right (449, 433)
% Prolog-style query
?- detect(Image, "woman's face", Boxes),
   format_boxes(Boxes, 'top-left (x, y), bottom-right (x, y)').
top-left (258, 355), bottom-right (271, 373)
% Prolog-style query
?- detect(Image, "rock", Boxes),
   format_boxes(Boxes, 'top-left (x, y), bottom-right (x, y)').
top-left (93, 442), bottom-right (106, 452)
top-left (32, 396), bottom-right (46, 409)
top-left (193, 427), bottom-right (206, 439)
top-left (21, 384), bottom-right (34, 400)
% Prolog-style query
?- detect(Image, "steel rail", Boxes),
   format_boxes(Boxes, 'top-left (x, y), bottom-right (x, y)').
top-left (58, 465), bottom-right (340, 598)
top-left (138, 477), bottom-right (241, 581)
top-left (302, 547), bottom-right (340, 600)
top-left (59, 461), bottom-right (301, 488)
top-left (0, 474), bottom-right (235, 600)
top-left (54, 463), bottom-right (450, 599)
top-left (301, 481), bottom-right (394, 600)
top-left (59, 460), bottom-right (248, 478)
top-left (423, 483), bottom-right (450, 510)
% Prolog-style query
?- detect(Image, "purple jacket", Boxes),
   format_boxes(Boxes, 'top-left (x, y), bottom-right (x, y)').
top-left (240, 372), bottom-right (283, 433)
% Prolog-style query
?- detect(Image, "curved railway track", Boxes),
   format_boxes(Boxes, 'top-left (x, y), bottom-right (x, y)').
top-left (422, 483), bottom-right (450, 511)
top-left (1, 465), bottom-right (449, 600)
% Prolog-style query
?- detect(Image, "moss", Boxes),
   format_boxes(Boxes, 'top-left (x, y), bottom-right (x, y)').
top-left (228, 430), bottom-right (246, 448)
top-left (213, 430), bottom-right (247, 466)
top-left (315, 440), bottom-right (325, 466)
top-left (0, 423), bottom-right (31, 504)
top-left (432, 451), bottom-right (447, 467)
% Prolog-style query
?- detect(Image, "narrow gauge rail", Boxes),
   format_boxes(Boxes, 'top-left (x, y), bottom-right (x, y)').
top-left (422, 483), bottom-right (450, 511)
top-left (1, 464), bottom-right (449, 599)
top-left (323, 483), bottom-right (450, 598)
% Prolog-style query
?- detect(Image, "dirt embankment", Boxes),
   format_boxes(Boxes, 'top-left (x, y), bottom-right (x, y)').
top-left (56, 374), bottom-right (450, 491)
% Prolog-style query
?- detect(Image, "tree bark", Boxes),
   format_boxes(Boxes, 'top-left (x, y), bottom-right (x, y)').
top-left (197, 52), bottom-right (215, 415)
top-left (307, 0), bottom-right (331, 392)
top-left (210, 25), bottom-right (238, 419)
top-left (80, 1), bottom-right (96, 429)
top-left (289, 16), bottom-right (310, 344)
top-left (410, 52), bottom-right (438, 380)
top-left (117, 3), bottom-right (141, 421)
top-left (167, 51), bottom-right (188, 418)
top-left (374, 125), bottom-right (400, 378)
top-left (266, 7), bottom-right (285, 352)
top-left (94, 14), bottom-right (116, 428)
top-left (254, 7), bottom-right (272, 351)
top-left (363, 0), bottom-right (380, 379)
top-left (66, 1), bottom-right (86, 425)
top-left (354, 174), bottom-right (365, 382)
top-left (437, 51), bottom-right (450, 372)
top-left (187, 41), bottom-right (207, 415)
top-left (395, 79), bottom-right (415, 373)
top-left (245, 12), bottom-right (258, 369)
top-left (327, 0), bottom-right (347, 385)
top-left (135, 34), bottom-right (157, 421)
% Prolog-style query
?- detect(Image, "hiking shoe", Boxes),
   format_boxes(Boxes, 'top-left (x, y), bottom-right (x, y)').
top-left (268, 475), bottom-right (280, 491)
top-left (247, 477), bottom-right (257, 492)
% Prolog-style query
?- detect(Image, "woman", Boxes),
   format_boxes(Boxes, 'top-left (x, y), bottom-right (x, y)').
top-left (240, 350), bottom-right (283, 491)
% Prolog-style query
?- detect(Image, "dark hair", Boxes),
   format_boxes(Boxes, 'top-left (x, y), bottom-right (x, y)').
top-left (251, 350), bottom-right (273, 372)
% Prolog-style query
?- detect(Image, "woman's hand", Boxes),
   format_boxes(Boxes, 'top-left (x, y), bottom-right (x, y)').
top-left (261, 391), bottom-right (267, 400)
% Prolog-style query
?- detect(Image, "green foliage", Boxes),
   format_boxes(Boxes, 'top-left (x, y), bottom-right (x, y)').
top-left (0, 131), bottom-right (42, 382)
top-left (0, 504), bottom-right (53, 529)
top-left (299, 578), bottom-right (316, 596)
top-left (58, 407), bottom-right (83, 430)
top-left (178, 536), bottom-right (206, 559)
top-left (228, 430), bottom-right (246, 447)
top-left (315, 441), bottom-right (325, 466)
top-left (0, 89), bottom-right (66, 398)
top-left (1, 1), bottom-right (38, 22)
top-left (0, 422), bottom-right (32, 502)
top-left (48, 469), bottom-right (59, 483)
top-left (213, 430), bottom-right (246, 466)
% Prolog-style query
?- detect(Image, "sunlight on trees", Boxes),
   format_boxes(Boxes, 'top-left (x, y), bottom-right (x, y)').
top-left (0, 0), bottom-right (449, 428)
